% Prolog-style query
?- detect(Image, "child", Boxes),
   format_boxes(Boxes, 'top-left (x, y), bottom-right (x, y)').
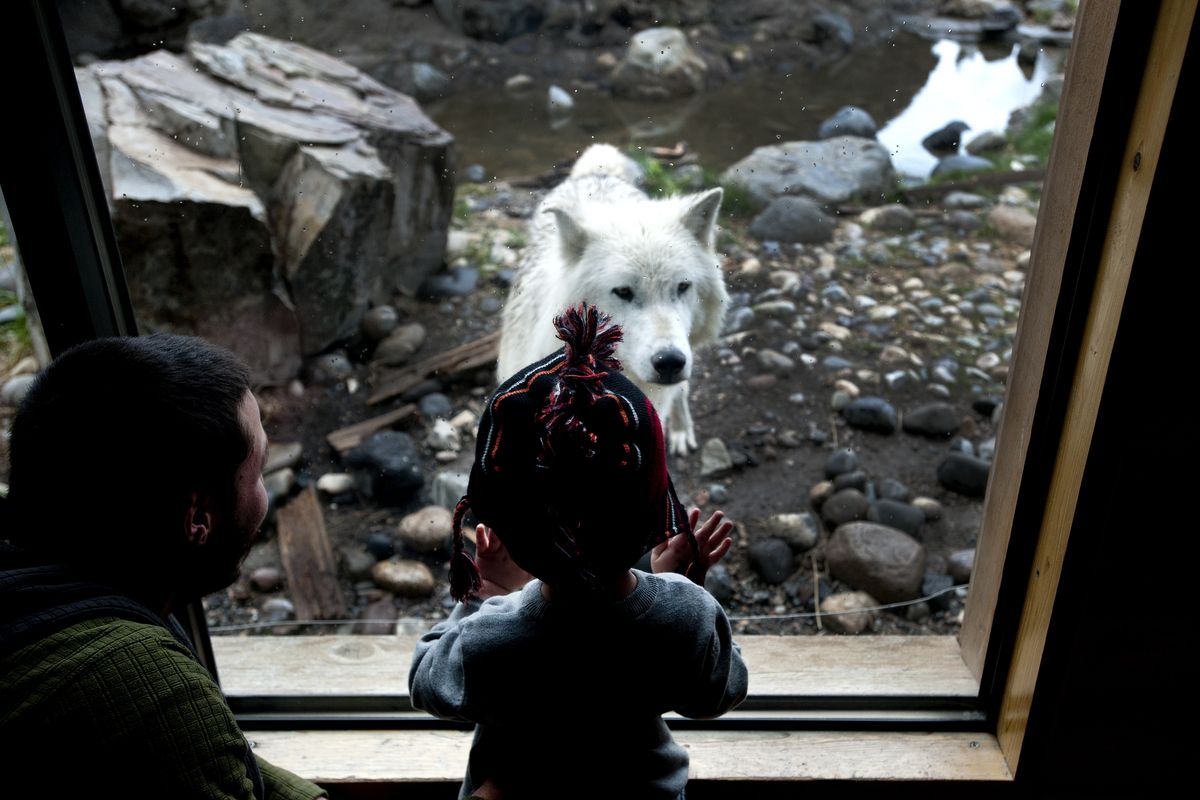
top-left (409, 304), bottom-right (748, 800)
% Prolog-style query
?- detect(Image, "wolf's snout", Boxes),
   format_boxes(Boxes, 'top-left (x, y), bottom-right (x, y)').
top-left (651, 348), bottom-right (688, 384)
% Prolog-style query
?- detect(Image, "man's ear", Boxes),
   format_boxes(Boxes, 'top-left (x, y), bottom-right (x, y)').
top-left (185, 490), bottom-right (213, 547)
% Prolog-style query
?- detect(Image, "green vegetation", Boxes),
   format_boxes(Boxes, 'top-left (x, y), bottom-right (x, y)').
top-left (453, 196), bottom-right (472, 221)
top-left (630, 152), bottom-right (692, 197)
top-left (1010, 99), bottom-right (1058, 167)
top-left (626, 150), bottom-right (763, 220)
top-left (718, 180), bottom-right (763, 220)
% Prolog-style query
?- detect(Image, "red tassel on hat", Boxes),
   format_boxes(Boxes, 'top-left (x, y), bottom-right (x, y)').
top-left (449, 496), bottom-right (481, 602)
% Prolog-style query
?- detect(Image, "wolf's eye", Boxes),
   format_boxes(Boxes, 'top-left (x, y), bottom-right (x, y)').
top-left (612, 287), bottom-right (634, 302)
top-left (677, 281), bottom-right (692, 296)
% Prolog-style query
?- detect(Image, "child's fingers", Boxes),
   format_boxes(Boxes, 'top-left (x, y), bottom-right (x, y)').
top-left (695, 511), bottom-right (727, 545)
top-left (707, 536), bottom-right (733, 564)
top-left (688, 508), bottom-right (701, 529)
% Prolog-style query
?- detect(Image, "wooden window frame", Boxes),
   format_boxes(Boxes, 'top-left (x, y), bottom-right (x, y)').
top-left (3, 0), bottom-right (1193, 789)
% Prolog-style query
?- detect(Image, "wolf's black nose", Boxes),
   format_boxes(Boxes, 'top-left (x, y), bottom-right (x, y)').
top-left (652, 348), bottom-right (687, 383)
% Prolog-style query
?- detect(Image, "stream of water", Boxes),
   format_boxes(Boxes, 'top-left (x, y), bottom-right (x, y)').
top-left (427, 31), bottom-right (1059, 181)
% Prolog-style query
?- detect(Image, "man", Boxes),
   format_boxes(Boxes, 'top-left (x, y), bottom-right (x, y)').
top-left (0, 334), bottom-right (325, 799)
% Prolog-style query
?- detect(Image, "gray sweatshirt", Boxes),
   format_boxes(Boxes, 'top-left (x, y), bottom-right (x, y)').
top-left (409, 569), bottom-right (748, 799)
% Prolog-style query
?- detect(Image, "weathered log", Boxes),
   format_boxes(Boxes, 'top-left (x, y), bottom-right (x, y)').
top-left (368, 331), bottom-right (500, 406)
top-left (898, 168), bottom-right (1048, 202)
top-left (276, 487), bottom-right (347, 623)
top-left (326, 403), bottom-right (416, 453)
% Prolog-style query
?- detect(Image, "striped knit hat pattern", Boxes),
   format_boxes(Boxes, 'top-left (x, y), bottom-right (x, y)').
top-left (449, 304), bottom-right (695, 601)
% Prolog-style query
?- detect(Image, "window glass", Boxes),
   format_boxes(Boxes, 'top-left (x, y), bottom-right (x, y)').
top-left (15, 1), bottom-right (1070, 646)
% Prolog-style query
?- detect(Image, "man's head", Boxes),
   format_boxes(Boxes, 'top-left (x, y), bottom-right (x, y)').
top-left (4, 334), bottom-right (266, 600)
top-left (450, 304), bottom-right (694, 600)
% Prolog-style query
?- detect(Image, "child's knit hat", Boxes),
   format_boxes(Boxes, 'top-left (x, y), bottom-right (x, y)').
top-left (449, 304), bottom-right (696, 600)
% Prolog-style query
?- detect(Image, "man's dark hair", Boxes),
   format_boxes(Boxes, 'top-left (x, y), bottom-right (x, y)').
top-left (3, 334), bottom-right (252, 583)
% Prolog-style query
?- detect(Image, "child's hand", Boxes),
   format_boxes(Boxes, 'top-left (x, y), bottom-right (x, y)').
top-left (475, 525), bottom-right (534, 599)
top-left (650, 509), bottom-right (734, 587)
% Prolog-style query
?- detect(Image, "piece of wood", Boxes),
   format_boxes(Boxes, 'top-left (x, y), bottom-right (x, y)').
top-left (325, 403), bottom-right (415, 453)
top-left (214, 634), bottom-right (977, 700)
top-left (959, 0), bottom-right (1120, 682)
top-left (367, 330), bottom-right (500, 405)
top-left (996, 0), bottom-right (1196, 775)
top-left (898, 168), bottom-right (1047, 202)
top-left (246, 729), bottom-right (1011, 784)
top-left (275, 487), bottom-right (347, 622)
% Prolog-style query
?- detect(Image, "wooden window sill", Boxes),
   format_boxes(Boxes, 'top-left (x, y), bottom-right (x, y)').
top-left (219, 635), bottom-right (1008, 784)
top-left (215, 633), bottom-right (980, 703)
top-left (247, 729), bottom-right (1011, 784)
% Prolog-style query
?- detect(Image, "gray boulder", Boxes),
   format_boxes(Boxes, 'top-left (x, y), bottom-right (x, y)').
top-left (821, 488), bottom-right (869, 529)
top-left (826, 522), bottom-right (926, 603)
top-left (612, 27), bottom-right (708, 100)
top-left (903, 402), bottom-right (962, 437)
top-left (433, 0), bottom-right (547, 41)
top-left (749, 197), bottom-right (835, 243)
top-left (344, 431), bottom-right (424, 506)
top-left (722, 136), bottom-right (895, 206)
top-left (749, 538), bottom-right (795, 584)
top-left (818, 106), bottom-right (877, 139)
top-left (931, 154), bottom-right (995, 179)
top-left (842, 397), bottom-right (899, 434)
top-left (937, 452), bottom-right (991, 497)
top-left (82, 33), bottom-right (455, 378)
top-left (867, 500), bottom-right (925, 538)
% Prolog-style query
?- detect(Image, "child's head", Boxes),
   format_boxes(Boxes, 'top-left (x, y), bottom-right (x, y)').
top-left (449, 304), bottom-right (695, 600)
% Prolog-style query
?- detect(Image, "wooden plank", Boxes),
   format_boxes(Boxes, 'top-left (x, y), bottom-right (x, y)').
top-left (898, 168), bottom-right (1047, 202)
top-left (246, 729), bottom-right (1011, 784)
top-left (275, 487), bottom-right (348, 621)
top-left (367, 331), bottom-right (500, 406)
top-left (996, 0), bottom-right (1196, 775)
top-left (325, 403), bottom-right (415, 453)
top-left (214, 634), bottom-right (976, 700)
top-left (959, 0), bottom-right (1121, 682)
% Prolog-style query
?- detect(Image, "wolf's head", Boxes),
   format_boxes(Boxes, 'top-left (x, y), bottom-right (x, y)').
top-left (544, 186), bottom-right (729, 388)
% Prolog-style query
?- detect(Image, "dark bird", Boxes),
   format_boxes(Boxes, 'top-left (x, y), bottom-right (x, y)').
top-left (922, 121), bottom-right (971, 155)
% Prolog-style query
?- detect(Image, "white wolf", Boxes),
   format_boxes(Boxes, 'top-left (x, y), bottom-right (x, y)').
top-left (497, 144), bottom-right (729, 455)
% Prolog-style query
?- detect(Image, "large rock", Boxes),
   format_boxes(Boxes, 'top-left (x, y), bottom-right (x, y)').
top-left (748, 197), bottom-right (835, 244)
top-left (433, 0), bottom-right (555, 42)
top-left (820, 591), bottom-right (878, 634)
top-left (60, 0), bottom-right (225, 59)
top-left (371, 558), bottom-right (435, 597)
top-left (398, 505), bottom-right (453, 554)
top-left (81, 33), bottom-right (455, 377)
top-left (903, 402), bottom-right (962, 437)
top-left (826, 522), bottom-right (926, 603)
top-left (937, 452), bottom-right (992, 496)
top-left (818, 106), bottom-right (877, 139)
top-left (344, 430), bottom-right (424, 506)
top-left (842, 397), bottom-right (899, 434)
top-left (611, 27), bottom-right (708, 100)
top-left (721, 137), bottom-right (895, 207)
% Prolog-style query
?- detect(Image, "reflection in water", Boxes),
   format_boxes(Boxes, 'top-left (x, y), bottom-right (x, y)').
top-left (878, 39), bottom-right (1052, 178)
top-left (426, 33), bottom-right (1056, 181)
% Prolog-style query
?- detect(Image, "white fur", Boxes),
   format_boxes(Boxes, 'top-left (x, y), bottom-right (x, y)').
top-left (497, 144), bottom-right (729, 455)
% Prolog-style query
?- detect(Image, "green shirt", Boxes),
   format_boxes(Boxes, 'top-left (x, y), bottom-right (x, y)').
top-left (0, 615), bottom-right (324, 799)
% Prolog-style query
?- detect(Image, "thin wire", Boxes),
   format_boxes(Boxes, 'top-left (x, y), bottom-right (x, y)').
top-left (207, 584), bottom-right (969, 633)
top-left (729, 582), bottom-right (968, 622)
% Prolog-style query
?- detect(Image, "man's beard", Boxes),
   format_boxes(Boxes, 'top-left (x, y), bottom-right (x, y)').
top-left (186, 506), bottom-right (258, 599)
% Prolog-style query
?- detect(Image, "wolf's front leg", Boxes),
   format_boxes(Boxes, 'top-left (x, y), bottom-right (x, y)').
top-left (666, 384), bottom-right (698, 456)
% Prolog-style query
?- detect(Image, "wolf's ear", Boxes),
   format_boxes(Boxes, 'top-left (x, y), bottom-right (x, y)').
top-left (546, 207), bottom-right (589, 263)
top-left (681, 187), bottom-right (723, 249)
